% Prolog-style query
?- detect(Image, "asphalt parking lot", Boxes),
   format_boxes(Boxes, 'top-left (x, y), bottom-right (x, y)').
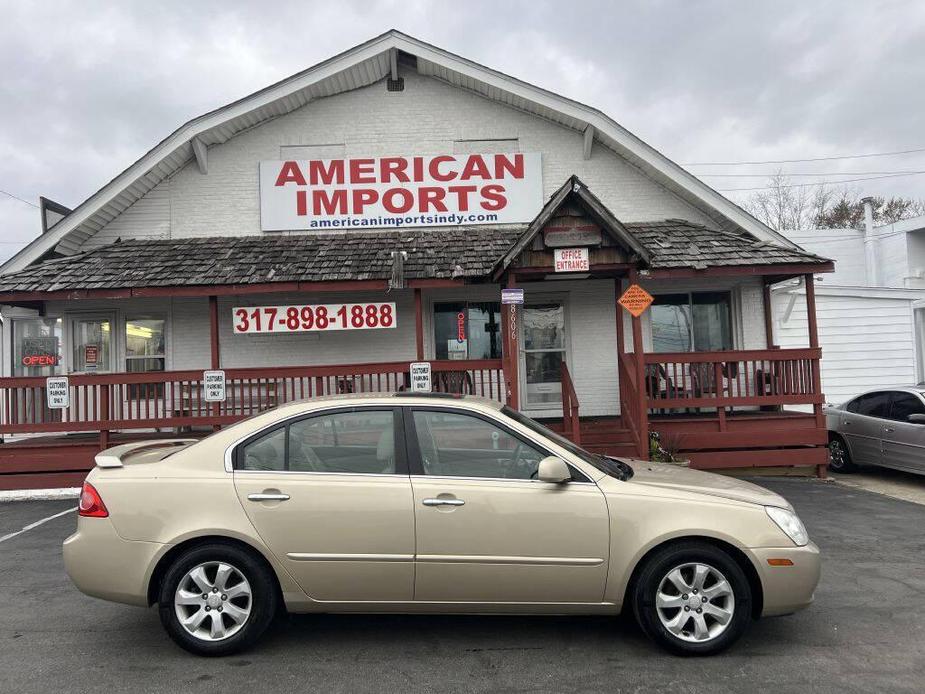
top-left (2, 479), bottom-right (924, 694)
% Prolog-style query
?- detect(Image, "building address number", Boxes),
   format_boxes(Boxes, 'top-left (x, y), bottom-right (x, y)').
top-left (233, 302), bottom-right (396, 334)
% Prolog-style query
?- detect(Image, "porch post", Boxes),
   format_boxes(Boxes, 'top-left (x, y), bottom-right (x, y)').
top-left (209, 295), bottom-right (221, 369)
top-left (762, 279), bottom-right (776, 349)
top-left (502, 274), bottom-right (520, 410)
top-left (614, 278), bottom-right (625, 356)
top-left (627, 269), bottom-right (649, 458)
top-left (804, 273), bottom-right (826, 478)
top-left (209, 295), bottom-right (221, 430)
top-left (414, 288), bottom-right (424, 361)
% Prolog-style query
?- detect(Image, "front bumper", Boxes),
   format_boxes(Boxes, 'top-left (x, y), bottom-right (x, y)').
top-left (63, 516), bottom-right (166, 607)
top-left (749, 541), bottom-right (821, 617)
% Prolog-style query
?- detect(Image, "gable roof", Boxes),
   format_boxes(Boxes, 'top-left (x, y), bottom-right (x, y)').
top-left (0, 29), bottom-right (800, 276)
top-left (493, 175), bottom-right (651, 279)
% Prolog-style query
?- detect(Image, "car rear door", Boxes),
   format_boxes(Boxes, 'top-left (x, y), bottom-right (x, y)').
top-left (232, 406), bottom-right (415, 602)
top-left (881, 391), bottom-right (925, 473)
top-left (404, 406), bottom-right (610, 604)
top-left (839, 391), bottom-right (890, 466)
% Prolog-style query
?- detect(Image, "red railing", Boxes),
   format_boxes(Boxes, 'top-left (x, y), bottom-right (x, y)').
top-left (0, 359), bottom-right (505, 436)
top-left (642, 348), bottom-right (823, 410)
top-left (560, 363), bottom-right (581, 446)
top-left (618, 352), bottom-right (648, 458)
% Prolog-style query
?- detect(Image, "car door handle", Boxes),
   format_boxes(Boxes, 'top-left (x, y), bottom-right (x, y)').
top-left (422, 498), bottom-right (465, 507)
top-left (248, 493), bottom-right (290, 502)
top-left (883, 427), bottom-right (895, 433)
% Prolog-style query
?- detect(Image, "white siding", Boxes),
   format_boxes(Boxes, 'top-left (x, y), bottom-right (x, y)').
top-left (780, 228), bottom-right (866, 286)
top-left (773, 288), bottom-right (916, 404)
top-left (81, 67), bottom-right (713, 250)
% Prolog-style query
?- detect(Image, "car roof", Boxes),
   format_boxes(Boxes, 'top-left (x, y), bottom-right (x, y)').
top-left (273, 391), bottom-right (505, 412)
top-left (837, 386), bottom-right (925, 404)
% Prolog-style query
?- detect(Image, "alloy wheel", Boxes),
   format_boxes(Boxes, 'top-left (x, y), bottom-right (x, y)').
top-left (655, 562), bottom-right (735, 643)
top-left (829, 440), bottom-right (848, 470)
top-left (174, 561), bottom-right (253, 641)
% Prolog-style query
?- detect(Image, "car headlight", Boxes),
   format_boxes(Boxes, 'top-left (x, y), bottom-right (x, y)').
top-left (765, 506), bottom-right (809, 546)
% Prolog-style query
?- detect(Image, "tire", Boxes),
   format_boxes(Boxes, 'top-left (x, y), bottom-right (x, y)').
top-left (632, 541), bottom-right (752, 656)
top-left (828, 435), bottom-right (857, 473)
top-left (158, 543), bottom-right (278, 657)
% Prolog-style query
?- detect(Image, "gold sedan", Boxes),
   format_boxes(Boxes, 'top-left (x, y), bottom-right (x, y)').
top-left (64, 393), bottom-right (820, 656)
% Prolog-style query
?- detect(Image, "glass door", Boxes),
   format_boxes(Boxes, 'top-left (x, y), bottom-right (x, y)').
top-left (520, 302), bottom-right (567, 410)
top-left (71, 316), bottom-right (114, 373)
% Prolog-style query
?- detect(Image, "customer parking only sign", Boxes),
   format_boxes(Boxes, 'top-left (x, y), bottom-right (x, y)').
top-left (259, 153), bottom-right (543, 231)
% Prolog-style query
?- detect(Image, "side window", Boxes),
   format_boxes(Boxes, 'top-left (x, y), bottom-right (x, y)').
top-left (889, 393), bottom-right (925, 422)
top-left (288, 410), bottom-right (396, 474)
top-left (412, 410), bottom-right (546, 480)
top-left (240, 427), bottom-right (286, 471)
top-left (849, 392), bottom-right (891, 418)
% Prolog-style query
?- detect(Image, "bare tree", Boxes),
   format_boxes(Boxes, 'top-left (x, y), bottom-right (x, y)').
top-left (740, 172), bottom-right (834, 230)
top-left (740, 172), bottom-right (925, 230)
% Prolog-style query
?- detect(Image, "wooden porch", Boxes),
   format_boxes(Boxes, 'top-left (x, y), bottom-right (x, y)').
top-left (0, 341), bottom-right (828, 490)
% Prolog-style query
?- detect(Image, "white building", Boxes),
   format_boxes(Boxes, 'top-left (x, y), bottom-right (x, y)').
top-left (774, 210), bottom-right (925, 405)
top-left (0, 30), bottom-right (833, 488)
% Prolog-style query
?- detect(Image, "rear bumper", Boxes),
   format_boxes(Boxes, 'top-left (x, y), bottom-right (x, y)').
top-left (63, 517), bottom-right (166, 607)
top-left (749, 542), bottom-right (821, 617)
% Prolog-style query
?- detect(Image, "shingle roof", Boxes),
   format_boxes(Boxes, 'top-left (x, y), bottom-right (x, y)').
top-left (625, 220), bottom-right (831, 270)
top-left (0, 220), bottom-right (830, 294)
top-left (0, 227), bottom-right (526, 293)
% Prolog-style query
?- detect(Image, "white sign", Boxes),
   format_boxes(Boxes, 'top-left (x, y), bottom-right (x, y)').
top-left (501, 288), bottom-right (524, 305)
top-left (203, 370), bottom-right (226, 402)
top-left (259, 153), bottom-right (543, 231)
top-left (410, 362), bottom-right (432, 392)
top-left (233, 303), bottom-right (396, 334)
top-left (46, 377), bottom-right (69, 409)
top-left (554, 247), bottom-right (590, 272)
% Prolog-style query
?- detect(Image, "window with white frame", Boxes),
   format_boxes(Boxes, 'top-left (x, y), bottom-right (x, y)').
top-left (125, 317), bottom-right (166, 373)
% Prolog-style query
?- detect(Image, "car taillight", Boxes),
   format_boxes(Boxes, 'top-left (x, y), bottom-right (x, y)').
top-left (78, 482), bottom-right (109, 518)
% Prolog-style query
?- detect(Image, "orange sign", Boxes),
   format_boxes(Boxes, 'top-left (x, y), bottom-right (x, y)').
top-left (619, 284), bottom-right (654, 317)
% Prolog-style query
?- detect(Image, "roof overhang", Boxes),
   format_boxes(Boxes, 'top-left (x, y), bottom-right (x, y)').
top-left (1, 29), bottom-right (800, 276)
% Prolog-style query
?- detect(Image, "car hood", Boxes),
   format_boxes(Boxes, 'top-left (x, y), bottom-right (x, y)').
top-left (622, 460), bottom-right (791, 508)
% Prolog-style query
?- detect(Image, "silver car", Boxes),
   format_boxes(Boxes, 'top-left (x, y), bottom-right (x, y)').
top-left (826, 387), bottom-right (925, 474)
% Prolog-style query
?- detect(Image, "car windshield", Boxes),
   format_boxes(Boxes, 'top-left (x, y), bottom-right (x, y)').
top-left (501, 406), bottom-right (633, 481)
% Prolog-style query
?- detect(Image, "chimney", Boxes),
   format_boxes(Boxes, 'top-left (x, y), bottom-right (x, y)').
top-left (861, 196), bottom-right (878, 286)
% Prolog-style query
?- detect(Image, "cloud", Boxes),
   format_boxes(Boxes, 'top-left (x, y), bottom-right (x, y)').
top-left (2, 0), bottom-right (924, 262)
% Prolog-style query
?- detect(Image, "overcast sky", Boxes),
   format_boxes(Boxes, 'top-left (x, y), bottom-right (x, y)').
top-left (2, 0), bottom-right (924, 262)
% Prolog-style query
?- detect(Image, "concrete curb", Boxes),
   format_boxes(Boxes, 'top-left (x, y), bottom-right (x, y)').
top-left (0, 488), bottom-right (81, 503)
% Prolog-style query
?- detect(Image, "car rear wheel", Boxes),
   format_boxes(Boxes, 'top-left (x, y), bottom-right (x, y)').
top-left (632, 541), bottom-right (752, 656)
top-left (828, 436), bottom-right (857, 473)
top-left (158, 543), bottom-right (277, 656)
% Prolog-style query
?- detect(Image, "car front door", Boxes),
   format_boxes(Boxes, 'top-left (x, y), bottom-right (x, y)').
top-left (881, 391), bottom-right (925, 473)
top-left (840, 391), bottom-right (890, 466)
top-left (405, 406), bottom-right (610, 604)
top-left (232, 407), bottom-right (415, 602)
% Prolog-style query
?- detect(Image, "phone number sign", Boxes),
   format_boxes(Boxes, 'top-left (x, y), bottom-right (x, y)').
top-left (233, 303), bottom-right (396, 334)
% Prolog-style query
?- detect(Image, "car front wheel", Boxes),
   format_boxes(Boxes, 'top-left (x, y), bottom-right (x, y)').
top-left (828, 436), bottom-right (857, 473)
top-left (632, 541), bottom-right (752, 656)
top-left (158, 543), bottom-right (278, 656)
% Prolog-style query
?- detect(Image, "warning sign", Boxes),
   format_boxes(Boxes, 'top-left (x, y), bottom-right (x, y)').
top-left (618, 284), bottom-right (654, 317)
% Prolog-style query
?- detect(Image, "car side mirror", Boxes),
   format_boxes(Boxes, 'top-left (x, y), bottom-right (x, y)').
top-left (537, 456), bottom-right (571, 483)
top-left (907, 414), bottom-right (925, 424)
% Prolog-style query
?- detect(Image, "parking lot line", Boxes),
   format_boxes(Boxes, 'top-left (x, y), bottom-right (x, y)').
top-left (0, 507), bottom-right (76, 544)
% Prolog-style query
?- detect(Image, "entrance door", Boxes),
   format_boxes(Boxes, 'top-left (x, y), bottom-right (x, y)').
top-left (520, 302), bottom-right (568, 410)
top-left (70, 315), bottom-right (114, 373)
top-left (406, 407), bottom-right (609, 603)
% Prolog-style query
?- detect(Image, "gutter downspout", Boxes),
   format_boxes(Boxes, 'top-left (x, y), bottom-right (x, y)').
top-left (862, 196), bottom-right (878, 287)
